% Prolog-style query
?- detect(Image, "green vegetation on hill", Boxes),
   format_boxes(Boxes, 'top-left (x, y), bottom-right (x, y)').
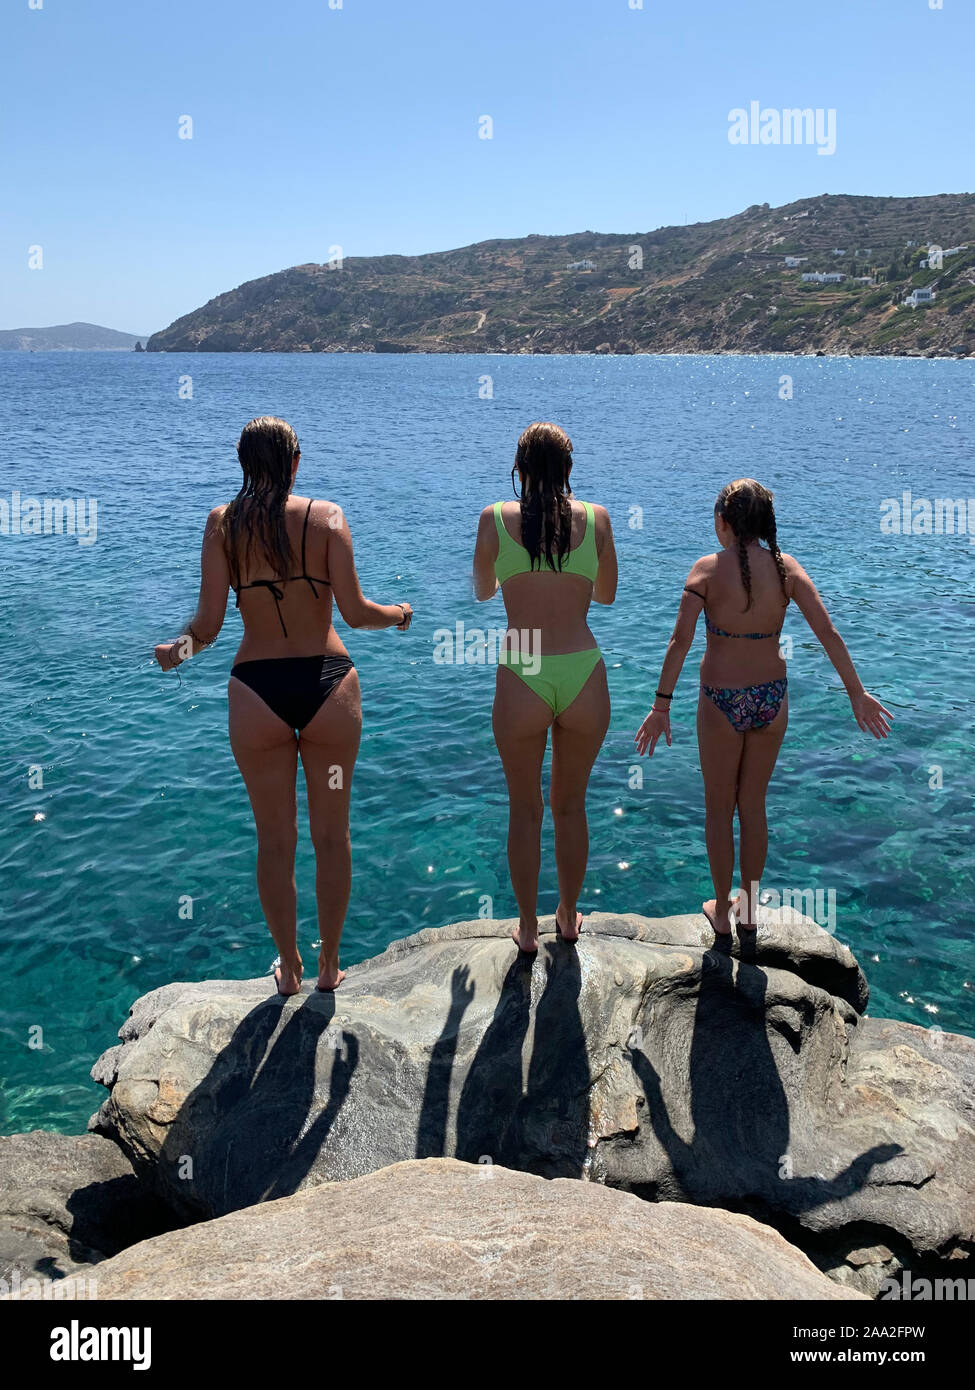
top-left (147, 193), bottom-right (975, 357)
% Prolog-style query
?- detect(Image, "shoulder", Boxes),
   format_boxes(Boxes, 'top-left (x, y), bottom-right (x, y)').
top-left (687, 552), bottom-right (718, 583)
top-left (203, 503), bottom-right (228, 538)
top-left (477, 503), bottom-right (502, 550)
top-left (575, 499), bottom-right (611, 534)
top-left (778, 551), bottom-right (810, 593)
top-left (304, 497), bottom-right (347, 530)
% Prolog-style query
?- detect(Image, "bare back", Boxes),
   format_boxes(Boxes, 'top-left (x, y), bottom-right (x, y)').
top-left (229, 496), bottom-right (349, 663)
top-left (693, 544), bottom-right (792, 688)
top-left (477, 498), bottom-right (616, 654)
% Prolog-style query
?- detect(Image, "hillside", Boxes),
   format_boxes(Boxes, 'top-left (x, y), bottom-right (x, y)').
top-left (0, 322), bottom-right (148, 351)
top-left (147, 193), bottom-right (975, 357)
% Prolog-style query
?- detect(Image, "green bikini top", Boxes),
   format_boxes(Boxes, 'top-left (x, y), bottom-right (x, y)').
top-left (493, 501), bottom-right (599, 585)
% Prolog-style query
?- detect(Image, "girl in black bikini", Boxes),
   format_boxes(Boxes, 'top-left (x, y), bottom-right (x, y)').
top-left (154, 417), bottom-right (412, 994)
top-left (635, 478), bottom-right (891, 938)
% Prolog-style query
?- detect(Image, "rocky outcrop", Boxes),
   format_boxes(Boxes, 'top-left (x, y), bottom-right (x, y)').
top-left (89, 913), bottom-right (974, 1294)
top-left (0, 1131), bottom-right (175, 1284)
top-left (77, 1158), bottom-right (863, 1301)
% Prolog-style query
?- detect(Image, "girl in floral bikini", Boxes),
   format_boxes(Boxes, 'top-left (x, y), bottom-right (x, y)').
top-left (635, 478), bottom-right (891, 937)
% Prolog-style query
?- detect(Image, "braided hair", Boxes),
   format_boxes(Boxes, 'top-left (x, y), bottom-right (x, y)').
top-left (222, 417), bottom-right (300, 587)
top-left (511, 422), bottom-right (574, 571)
top-left (715, 478), bottom-right (787, 611)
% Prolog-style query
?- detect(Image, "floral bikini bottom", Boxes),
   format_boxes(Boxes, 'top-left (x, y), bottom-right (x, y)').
top-left (701, 677), bottom-right (788, 733)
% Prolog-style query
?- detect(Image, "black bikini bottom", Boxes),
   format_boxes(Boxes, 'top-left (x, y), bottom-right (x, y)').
top-left (231, 654), bottom-right (354, 731)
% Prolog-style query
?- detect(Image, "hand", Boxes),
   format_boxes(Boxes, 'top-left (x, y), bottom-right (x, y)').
top-left (635, 706), bottom-right (671, 756)
top-left (851, 691), bottom-right (893, 739)
top-left (395, 602), bottom-right (413, 631)
top-left (154, 641), bottom-right (182, 671)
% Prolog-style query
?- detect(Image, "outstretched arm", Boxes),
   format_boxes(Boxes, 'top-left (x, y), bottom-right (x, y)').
top-left (327, 506), bottom-right (412, 630)
top-left (789, 559), bottom-right (892, 739)
top-left (634, 568), bottom-right (706, 755)
top-left (154, 506), bottom-right (230, 670)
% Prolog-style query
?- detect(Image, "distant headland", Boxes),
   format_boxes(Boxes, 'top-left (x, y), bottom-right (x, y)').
top-left (144, 192), bottom-right (975, 358)
top-left (0, 322), bottom-right (149, 352)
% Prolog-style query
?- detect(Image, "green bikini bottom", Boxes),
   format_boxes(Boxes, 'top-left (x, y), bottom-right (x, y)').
top-left (499, 647), bottom-right (603, 717)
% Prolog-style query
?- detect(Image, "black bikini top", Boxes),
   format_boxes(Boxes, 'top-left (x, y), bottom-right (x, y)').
top-left (232, 498), bottom-right (330, 638)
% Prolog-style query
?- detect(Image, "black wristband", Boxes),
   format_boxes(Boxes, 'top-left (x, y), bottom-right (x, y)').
top-left (655, 689), bottom-right (673, 701)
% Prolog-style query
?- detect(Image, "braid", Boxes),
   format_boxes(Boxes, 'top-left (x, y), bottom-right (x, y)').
top-left (736, 534), bottom-right (753, 610)
top-left (716, 476), bottom-right (782, 612)
top-left (765, 515), bottom-right (788, 596)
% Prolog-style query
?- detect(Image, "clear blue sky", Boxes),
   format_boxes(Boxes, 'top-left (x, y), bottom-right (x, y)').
top-left (1, 0), bottom-right (971, 335)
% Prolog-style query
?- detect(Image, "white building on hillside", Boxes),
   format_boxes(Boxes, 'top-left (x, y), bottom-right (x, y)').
top-left (802, 271), bottom-right (846, 284)
top-left (902, 287), bottom-right (935, 309)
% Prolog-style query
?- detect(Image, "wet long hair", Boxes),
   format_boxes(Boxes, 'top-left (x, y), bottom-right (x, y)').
top-left (715, 478), bottom-right (787, 611)
top-left (222, 417), bottom-right (300, 586)
top-left (511, 422), bottom-right (574, 571)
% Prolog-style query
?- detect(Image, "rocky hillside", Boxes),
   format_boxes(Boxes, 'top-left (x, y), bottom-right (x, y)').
top-left (147, 192), bottom-right (975, 357)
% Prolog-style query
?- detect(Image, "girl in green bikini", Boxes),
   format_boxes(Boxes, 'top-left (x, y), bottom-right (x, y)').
top-left (473, 422), bottom-right (618, 953)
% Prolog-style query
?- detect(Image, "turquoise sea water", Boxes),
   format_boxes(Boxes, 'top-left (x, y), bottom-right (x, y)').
top-left (0, 351), bottom-right (972, 1134)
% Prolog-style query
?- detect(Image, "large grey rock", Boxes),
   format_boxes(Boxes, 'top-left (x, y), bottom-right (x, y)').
top-left (0, 1131), bottom-right (174, 1284)
top-left (76, 1158), bottom-right (864, 1301)
top-left (89, 914), bottom-right (974, 1291)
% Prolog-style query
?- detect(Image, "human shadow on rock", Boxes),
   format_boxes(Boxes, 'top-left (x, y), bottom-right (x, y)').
top-left (157, 990), bottom-right (357, 1217)
top-left (628, 943), bottom-right (901, 1213)
top-left (416, 963), bottom-right (476, 1159)
top-left (455, 941), bottom-right (590, 1177)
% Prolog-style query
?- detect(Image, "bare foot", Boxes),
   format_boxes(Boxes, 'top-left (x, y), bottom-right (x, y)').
top-left (316, 960), bottom-right (346, 992)
top-left (702, 899), bottom-right (734, 936)
top-left (556, 905), bottom-right (583, 943)
top-left (274, 959), bottom-right (303, 996)
top-left (512, 923), bottom-right (539, 954)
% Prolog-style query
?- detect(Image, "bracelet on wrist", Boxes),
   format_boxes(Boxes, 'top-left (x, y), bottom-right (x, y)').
top-left (655, 689), bottom-right (673, 701)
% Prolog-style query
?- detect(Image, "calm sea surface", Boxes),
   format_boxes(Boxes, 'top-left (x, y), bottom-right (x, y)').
top-left (1, 351), bottom-right (973, 1134)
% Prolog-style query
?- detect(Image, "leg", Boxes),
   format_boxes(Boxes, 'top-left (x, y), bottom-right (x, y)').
top-left (736, 695), bottom-right (788, 928)
top-left (493, 667), bottom-right (552, 952)
top-left (228, 678), bottom-right (301, 994)
top-left (549, 661), bottom-right (611, 942)
top-left (697, 691), bottom-right (745, 935)
top-left (298, 668), bottom-right (362, 991)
